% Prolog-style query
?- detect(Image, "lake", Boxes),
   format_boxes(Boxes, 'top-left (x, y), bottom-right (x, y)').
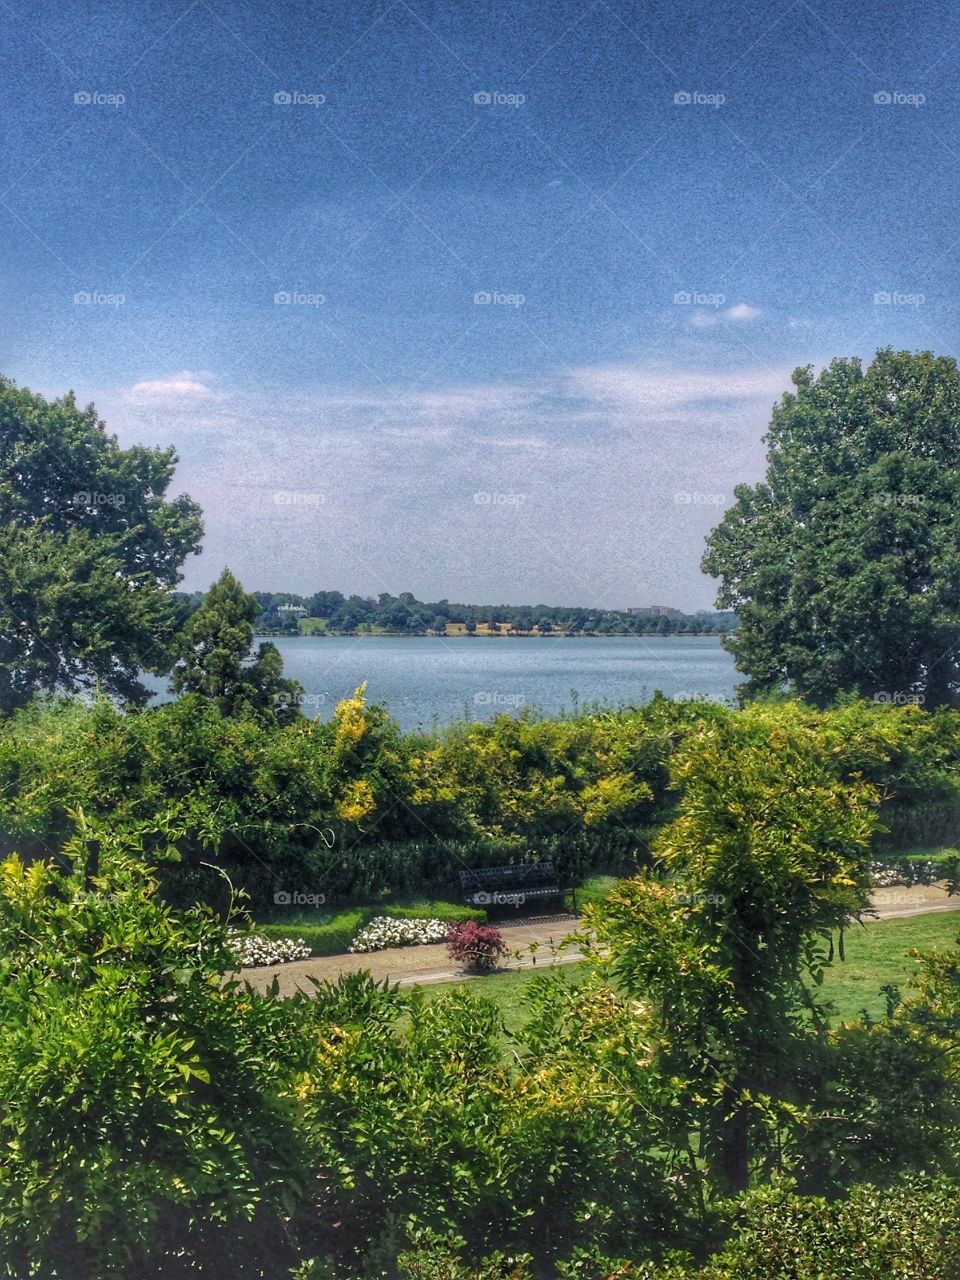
top-left (256, 635), bottom-right (739, 731)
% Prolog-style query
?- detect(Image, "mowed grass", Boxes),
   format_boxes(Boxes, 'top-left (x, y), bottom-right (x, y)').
top-left (818, 910), bottom-right (960, 1022)
top-left (419, 961), bottom-right (589, 1034)
top-left (418, 910), bottom-right (960, 1031)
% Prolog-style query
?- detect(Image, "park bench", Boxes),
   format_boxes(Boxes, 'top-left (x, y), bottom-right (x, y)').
top-left (458, 861), bottom-right (569, 910)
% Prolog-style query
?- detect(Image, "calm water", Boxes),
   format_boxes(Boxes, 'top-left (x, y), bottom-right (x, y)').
top-left (255, 636), bottom-right (738, 731)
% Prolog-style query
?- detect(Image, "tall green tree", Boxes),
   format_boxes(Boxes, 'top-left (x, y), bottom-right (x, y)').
top-left (171, 568), bottom-right (303, 722)
top-left (588, 709), bottom-right (879, 1193)
top-left (703, 349), bottom-right (960, 707)
top-left (0, 376), bottom-right (203, 712)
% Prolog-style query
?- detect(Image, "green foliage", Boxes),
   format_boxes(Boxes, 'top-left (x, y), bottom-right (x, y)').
top-left (295, 976), bottom-right (683, 1271)
top-left (0, 849), bottom-right (314, 1279)
top-left (251, 587), bottom-right (736, 638)
top-left (587, 706), bottom-right (880, 1192)
top-left (0, 376), bottom-right (203, 712)
top-left (1, 692), bottom-right (960, 913)
top-left (704, 348), bottom-right (960, 708)
top-left (695, 1177), bottom-right (960, 1279)
top-left (172, 568), bottom-right (303, 723)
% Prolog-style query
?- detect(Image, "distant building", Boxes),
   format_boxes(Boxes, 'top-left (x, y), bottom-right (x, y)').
top-left (624, 605), bottom-right (684, 619)
top-left (278, 604), bottom-right (307, 619)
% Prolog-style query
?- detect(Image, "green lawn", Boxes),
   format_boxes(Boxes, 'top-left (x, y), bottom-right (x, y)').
top-left (419, 910), bottom-right (960, 1030)
top-left (818, 910), bottom-right (960, 1022)
top-left (419, 962), bottom-right (589, 1034)
top-left (297, 616), bottom-right (328, 634)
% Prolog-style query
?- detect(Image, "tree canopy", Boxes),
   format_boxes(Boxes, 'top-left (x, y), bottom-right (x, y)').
top-left (703, 348), bottom-right (960, 707)
top-left (171, 568), bottom-right (303, 723)
top-left (0, 377), bottom-right (203, 712)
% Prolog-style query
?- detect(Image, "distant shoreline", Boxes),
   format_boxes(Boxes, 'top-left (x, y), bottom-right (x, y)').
top-left (253, 631), bottom-right (729, 640)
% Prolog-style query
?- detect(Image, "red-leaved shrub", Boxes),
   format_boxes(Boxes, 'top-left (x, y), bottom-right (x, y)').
top-left (445, 920), bottom-right (508, 972)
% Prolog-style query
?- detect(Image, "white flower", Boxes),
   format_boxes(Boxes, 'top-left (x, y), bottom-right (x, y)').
top-left (347, 916), bottom-right (449, 953)
top-left (228, 929), bottom-right (311, 967)
top-left (868, 860), bottom-right (937, 889)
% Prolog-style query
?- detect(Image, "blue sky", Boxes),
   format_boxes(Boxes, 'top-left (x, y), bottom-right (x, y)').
top-left (2, 0), bottom-right (957, 607)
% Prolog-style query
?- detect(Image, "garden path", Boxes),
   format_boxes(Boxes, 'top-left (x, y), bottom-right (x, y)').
top-left (239, 885), bottom-right (960, 998)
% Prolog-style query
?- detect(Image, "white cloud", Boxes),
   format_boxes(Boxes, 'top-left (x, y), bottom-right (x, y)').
top-left (688, 303), bottom-right (762, 328)
top-left (116, 357), bottom-right (791, 467)
top-left (725, 303), bottom-right (762, 323)
top-left (567, 360), bottom-right (788, 414)
top-left (129, 372), bottom-right (213, 399)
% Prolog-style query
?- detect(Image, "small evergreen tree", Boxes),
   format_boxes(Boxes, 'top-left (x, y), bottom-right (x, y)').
top-left (171, 568), bottom-right (303, 722)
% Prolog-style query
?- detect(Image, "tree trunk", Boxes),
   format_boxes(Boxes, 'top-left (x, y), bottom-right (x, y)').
top-left (718, 1089), bottom-right (750, 1193)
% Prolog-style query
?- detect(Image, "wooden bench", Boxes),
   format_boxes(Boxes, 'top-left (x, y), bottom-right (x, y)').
top-left (458, 861), bottom-right (567, 910)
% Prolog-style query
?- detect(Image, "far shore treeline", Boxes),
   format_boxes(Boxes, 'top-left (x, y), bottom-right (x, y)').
top-left (184, 589), bottom-right (737, 638)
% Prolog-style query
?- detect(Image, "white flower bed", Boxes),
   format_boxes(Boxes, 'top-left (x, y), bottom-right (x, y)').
top-left (229, 929), bottom-right (312, 967)
top-left (348, 915), bottom-right (449, 953)
top-left (869, 860), bottom-right (938, 888)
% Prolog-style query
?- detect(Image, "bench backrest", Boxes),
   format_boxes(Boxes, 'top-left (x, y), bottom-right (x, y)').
top-left (458, 862), bottom-right (558, 888)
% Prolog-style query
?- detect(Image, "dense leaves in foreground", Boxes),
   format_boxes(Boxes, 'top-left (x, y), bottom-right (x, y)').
top-left (5, 706), bottom-right (960, 1278)
top-left (2, 691), bottom-right (960, 910)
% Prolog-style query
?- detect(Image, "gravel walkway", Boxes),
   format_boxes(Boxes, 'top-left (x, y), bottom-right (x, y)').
top-left (239, 885), bottom-right (960, 999)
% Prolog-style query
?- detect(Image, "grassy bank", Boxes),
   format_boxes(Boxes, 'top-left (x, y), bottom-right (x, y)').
top-left (418, 910), bottom-right (960, 1030)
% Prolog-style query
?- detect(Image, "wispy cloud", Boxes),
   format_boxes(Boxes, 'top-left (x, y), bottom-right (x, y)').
top-left (690, 303), bottom-right (763, 328)
top-left (129, 372), bottom-right (214, 400)
top-left (109, 353), bottom-right (794, 603)
top-left (121, 356), bottom-right (790, 451)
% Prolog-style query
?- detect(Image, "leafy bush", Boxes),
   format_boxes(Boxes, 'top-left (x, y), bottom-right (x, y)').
top-left (698, 1176), bottom-right (960, 1279)
top-left (3, 690), bottom-right (960, 920)
top-left (0, 850), bottom-right (314, 1278)
top-left (446, 920), bottom-right (508, 972)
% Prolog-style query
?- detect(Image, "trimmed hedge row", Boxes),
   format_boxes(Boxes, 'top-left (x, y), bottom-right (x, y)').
top-left (257, 899), bottom-right (486, 956)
